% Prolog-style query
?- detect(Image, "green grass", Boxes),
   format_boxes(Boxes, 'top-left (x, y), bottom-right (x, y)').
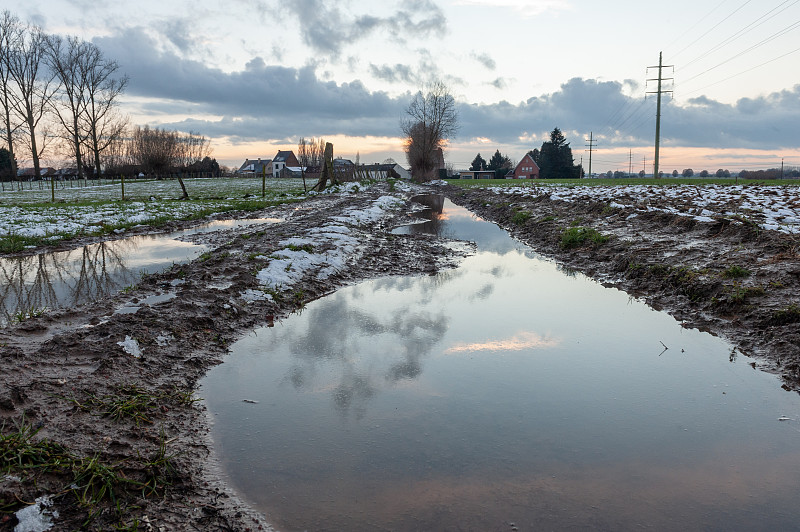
top-left (286, 243), bottom-right (314, 253)
top-left (69, 385), bottom-right (197, 426)
top-left (510, 210), bottom-right (532, 225)
top-left (447, 177), bottom-right (800, 188)
top-left (721, 265), bottom-right (751, 278)
top-left (560, 226), bottom-right (609, 249)
top-left (1, 419), bottom-right (180, 525)
top-left (727, 282), bottom-right (765, 305)
top-left (769, 304), bottom-right (800, 325)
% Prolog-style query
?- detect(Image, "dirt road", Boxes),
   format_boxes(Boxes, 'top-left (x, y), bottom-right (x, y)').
top-left (2, 180), bottom-right (799, 530)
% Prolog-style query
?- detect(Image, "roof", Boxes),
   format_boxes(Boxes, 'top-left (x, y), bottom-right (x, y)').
top-left (273, 151), bottom-right (295, 162)
top-left (238, 158), bottom-right (272, 172)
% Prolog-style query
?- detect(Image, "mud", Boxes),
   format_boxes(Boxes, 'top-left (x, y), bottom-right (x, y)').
top-left (0, 184), bottom-right (465, 530)
top-left (1, 181), bottom-right (799, 530)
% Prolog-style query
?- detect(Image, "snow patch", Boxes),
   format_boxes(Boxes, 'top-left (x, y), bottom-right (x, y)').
top-left (117, 336), bottom-right (142, 358)
top-left (14, 495), bottom-right (58, 532)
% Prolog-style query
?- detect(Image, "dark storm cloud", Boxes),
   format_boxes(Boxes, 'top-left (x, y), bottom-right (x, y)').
top-left (284, 0), bottom-right (446, 58)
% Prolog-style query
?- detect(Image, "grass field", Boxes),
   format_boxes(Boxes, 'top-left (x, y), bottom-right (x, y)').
top-left (0, 177), bottom-right (308, 253)
top-left (448, 177), bottom-right (800, 188)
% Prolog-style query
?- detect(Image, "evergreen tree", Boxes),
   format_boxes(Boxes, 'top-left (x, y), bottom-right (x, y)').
top-left (537, 127), bottom-right (580, 179)
top-left (470, 153), bottom-right (486, 171)
top-left (0, 147), bottom-right (13, 181)
top-left (487, 149), bottom-right (512, 178)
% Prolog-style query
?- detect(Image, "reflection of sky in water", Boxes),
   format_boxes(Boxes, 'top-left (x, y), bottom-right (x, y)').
top-left (0, 218), bottom-right (274, 325)
top-left (202, 201), bottom-right (800, 531)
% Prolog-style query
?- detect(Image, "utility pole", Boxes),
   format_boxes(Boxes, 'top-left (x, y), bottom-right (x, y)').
top-left (647, 52), bottom-right (673, 179)
top-left (781, 157), bottom-right (785, 179)
top-left (629, 149), bottom-right (633, 178)
top-left (585, 132), bottom-right (596, 178)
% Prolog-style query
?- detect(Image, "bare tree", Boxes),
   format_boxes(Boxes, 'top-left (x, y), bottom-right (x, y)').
top-left (7, 23), bottom-right (57, 193)
top-left (80, 42), bottom-right (127, 179)
top-left (297, 137), bottom-right (310, 193)
top-left (298, 136), bottom-right (326, 193)
top-left (0, 11), bottom-right (21, 185)
top-left (45, 34), bottom-right (89, 180)
top-left (400, 81), bottom-right (458, 182)
top-left (127, 126), bottom-right (210, 199)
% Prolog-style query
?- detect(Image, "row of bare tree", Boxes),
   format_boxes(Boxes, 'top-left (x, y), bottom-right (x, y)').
top-left (0, 11), bottom-right (127, 183)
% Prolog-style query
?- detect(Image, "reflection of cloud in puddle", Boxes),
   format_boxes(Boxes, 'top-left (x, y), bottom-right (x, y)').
top-left (444, 331), bottom-right (560, 354)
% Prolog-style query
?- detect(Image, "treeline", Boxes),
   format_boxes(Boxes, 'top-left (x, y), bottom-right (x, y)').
top-left (0, 11), bottom-right (127, 181)
top-left (739, 167), bottom-right (800, 180)
top-left (0, 11), bottom-right (216, 185)
top-left (103, 126), bottom-right (217, 178)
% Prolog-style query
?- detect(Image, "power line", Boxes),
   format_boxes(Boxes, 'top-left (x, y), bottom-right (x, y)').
top-left (682, 44), bottom-right (800, 96)
top-left (663, 0), bottom-right (729, 55)
top-left (679, 0), bottom-right (799, 72)
top-left (679, 19), bottom-right (800, 86)
top-left (669, 0), bottom-right (754, 61)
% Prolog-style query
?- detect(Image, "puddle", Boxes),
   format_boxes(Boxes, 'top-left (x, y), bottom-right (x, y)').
top-left (114, 292), bottom-right (177, 315)
top-left (0, 218), bottom-right (276, 327)
top-left (202, 201), bottom-right (800, 531)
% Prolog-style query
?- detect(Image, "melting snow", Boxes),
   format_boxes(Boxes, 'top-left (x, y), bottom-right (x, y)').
top-left (117, 336), bottom-right (142, 358)
top-left (14, 496), bottom-right (58, 532)
top-left (253, 193), bottom-right (403, 294)
top-left (488, 183), bottom-right (800, 234)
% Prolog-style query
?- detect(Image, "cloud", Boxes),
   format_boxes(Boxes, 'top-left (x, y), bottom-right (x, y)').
top-left (91, 28), bottom-right (800, 154)
top-left (94, 27), bottom-right (407, 139)
top-left (369, 63), bottom-right (419, 84)
top-left (489, 77), bottom-right (508, 89)
top-left (454, 0), bottom-right (570, 17)
top-left (444, 331), bottom-right (560, 354)
top-left (283, 0), bottom-right (447, 58)
top-left (471, 51), bottom-right (496, 70)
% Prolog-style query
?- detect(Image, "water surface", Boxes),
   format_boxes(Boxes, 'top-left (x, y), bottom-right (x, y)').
top-left (0, 218), bottom-right (275, 326)
top-left (202, 200), bottom-right (800, 531)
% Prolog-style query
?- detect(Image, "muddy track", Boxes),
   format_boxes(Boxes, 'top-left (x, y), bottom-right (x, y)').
top-left (0, 184), bottom-right (465, 530)
top-left (444, 184), bottom-right (800, 390)
top-left (2, 181), bottom-right (799, 530)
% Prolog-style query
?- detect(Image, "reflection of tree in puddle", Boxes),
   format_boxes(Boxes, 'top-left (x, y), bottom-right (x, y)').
top-left (0, 239), bottom-right (142, 326)
top-left (273, 288), bottom-right (449, 418)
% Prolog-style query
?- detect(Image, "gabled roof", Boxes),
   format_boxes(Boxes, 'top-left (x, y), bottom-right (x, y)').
top-left (514, 153), bottom-right (540, 171)
top-left (239, 158), bottom-right (272, 172)
top-left (273, 151), bottom-right (294, 163)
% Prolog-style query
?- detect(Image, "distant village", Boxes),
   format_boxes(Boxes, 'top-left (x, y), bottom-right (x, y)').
top-left (236, 148), bottom-right (542, 181)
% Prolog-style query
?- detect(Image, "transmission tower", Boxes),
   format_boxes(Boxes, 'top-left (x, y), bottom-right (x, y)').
top-left (585, 132), bottom-right (596, 178)
top-left (647, 52), bottom-right (673, 178)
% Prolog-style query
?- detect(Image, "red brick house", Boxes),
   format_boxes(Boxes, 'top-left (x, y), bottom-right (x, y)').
top-left (509, 153), bottom-right (540, 179)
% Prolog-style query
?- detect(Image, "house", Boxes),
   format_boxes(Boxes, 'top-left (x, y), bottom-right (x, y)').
top-left (271, 151), bottom-right (299, 177)
top-left (509, 153), bottom-right (540, 179)
top-left (238, 158), bottom-right (272, 175)
top-left (459, 169), bottom-right (496, 179)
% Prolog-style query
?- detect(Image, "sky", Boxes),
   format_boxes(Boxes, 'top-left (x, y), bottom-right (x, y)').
top-left (9, 0), bottom-right (800, 174)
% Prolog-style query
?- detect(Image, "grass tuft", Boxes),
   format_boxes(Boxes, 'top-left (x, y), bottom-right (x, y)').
top-left (560, 226), bottom-right (609, 249)
top-left (722, 265), bottom-right (751, 278)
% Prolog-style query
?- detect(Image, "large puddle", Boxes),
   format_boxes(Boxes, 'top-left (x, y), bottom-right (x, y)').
top-left (0, 218), bottom-right (275, 326)
top-left (201, 200), bottom-right (800, 531)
